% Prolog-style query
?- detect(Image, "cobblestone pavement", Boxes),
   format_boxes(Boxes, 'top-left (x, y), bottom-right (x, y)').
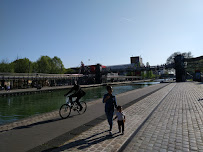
top-left (123, 82), bottom-right (203, 152)
top-left (50, 83), bottom-right (176, 152)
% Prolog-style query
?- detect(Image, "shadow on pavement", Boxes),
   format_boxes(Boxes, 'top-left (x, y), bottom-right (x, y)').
top-left (0, 114), bottom-right (80, 133)
top-left (45, 130), bottom-right (122, 152)
top-left (11, 112), bottom-right (83, 131)
top-left (12, 117), bottom-right (64, 130)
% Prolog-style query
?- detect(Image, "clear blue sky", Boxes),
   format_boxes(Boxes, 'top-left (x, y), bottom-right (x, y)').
top-left (1, 0), bottom-right (203, 68)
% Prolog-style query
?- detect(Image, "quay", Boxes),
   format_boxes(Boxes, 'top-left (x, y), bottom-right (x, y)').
top-left (1, 82), bottom-right (202, 152)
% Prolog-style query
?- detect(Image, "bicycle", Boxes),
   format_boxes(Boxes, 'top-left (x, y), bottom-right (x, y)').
top-left (59, 96), bottom-right (87, 119)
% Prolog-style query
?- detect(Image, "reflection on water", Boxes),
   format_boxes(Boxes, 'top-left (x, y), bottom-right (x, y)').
top-left (0, 82), bottom-right (158, 125)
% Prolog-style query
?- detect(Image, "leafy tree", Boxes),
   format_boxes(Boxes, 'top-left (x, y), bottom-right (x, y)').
top-left (65, 68), bottom-right (75, 74)
top-left (12, 58), bottom-right (32, 73)
top-left (36, 56), bottom-right (52, 73)
top-left (50, 56), bottom-right (65, 74)
top-left (186, 58), bottom-right (203, 74)
top-left (0, 59), bottom-right (14, 72)
top-left (141, 71), bottom-right (146, 79)
top-left (0, 56), bottom-right (66, 74)
top-left (31, 62), bottom-right (38, 73)
top-left (166, 51), bottom-right (193, 65)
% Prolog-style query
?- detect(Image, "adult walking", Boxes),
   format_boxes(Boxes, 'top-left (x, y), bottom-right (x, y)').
top-left (103, 85), bottom-right (117, 135)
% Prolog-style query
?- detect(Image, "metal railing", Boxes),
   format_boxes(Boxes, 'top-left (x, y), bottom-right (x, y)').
top-left (0, 73), bottom-right (83, 80)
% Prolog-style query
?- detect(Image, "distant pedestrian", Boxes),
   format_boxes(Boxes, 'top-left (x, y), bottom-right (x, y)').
top-left (114, 106), bottom-right (125, 135)
top-left (7, 84), bottom-right (10, 92)
top-left (103, 85), bottom-right (117, 135)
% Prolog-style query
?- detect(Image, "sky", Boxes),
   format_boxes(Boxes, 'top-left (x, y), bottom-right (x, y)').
top-left (1, 0), bottom-right (203, 68)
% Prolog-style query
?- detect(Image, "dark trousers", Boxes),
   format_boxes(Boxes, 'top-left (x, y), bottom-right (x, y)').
top-left (69, 95), bottom-right (82, 108)
top-left (117, 120), bottom-right (124, 132)
top-left (105, 111), bottom-right (114, 131)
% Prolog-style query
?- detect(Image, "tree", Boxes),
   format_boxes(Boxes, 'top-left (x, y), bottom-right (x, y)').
top-left (166, 51), bottom-right (193, 65)
top-left (186, 58), bottom-right (203, 74)
top-left (146, 62), bottom-right (150, 68)
top-left (31, 62), bottom-right (38, 73)
top-left (0, 59), bottom-right (14, 72)
top-left (36, 56), bottom-right (52, 73)
top-left (65, 68), bottom-right (75, 74)
top-left (12, 58), bottom-right (32, 73)
top-left (0, 56), bottom-right (66, 74)
top-left (50, 56), bottom-right (65, 74)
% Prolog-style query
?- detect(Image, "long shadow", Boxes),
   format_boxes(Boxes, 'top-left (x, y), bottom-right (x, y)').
top-left (12, 117), bottom-right (64, 130)
top-left (0, 113), bottom-right (81, 133)
top-left (45, 130), bottom-right (122, 152)
top-left (15, 111), bottom-right (84, 130)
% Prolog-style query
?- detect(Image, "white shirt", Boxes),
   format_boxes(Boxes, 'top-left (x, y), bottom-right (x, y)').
top-left (116, 111), bottom-right (125, 121)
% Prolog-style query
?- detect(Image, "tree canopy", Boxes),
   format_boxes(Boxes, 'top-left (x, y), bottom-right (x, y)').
top-left (0, 56), bottom-right (66, 74)
top-left (166, 51), bottom-right (193, 65)
top-left (0, 59), bottom-right (14, 73)
top-left (166, 51), bottom-right (203, 74)
top-left (12, 58), bottom-right (31, 73)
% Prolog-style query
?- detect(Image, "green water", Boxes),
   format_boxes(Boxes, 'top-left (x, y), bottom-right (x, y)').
top-left (0, 82), bottom-right (159, 125)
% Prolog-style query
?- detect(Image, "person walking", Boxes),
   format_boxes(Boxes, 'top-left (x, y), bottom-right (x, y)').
top-left (103, 85), bottom-right (117, 135)
top-left (114, 105), bottom-right (125, 135)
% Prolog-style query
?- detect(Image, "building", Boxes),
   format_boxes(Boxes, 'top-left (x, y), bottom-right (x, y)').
top-left (130, 56), bottom-right (144, 66)
top-left (106, 56), bottom-right (144, 75)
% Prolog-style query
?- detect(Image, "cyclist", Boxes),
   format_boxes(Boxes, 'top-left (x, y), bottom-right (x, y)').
top-left (64, 81), bottom-right (86, 111)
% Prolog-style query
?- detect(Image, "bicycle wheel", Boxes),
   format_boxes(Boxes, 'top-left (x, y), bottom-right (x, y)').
top-left (59, 104), bottom-right (71, 119)
top-left (77, 101), bottom-right (87, 114)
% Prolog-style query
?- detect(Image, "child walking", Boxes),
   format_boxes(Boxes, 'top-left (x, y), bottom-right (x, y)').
top-left (114, 106), bottom-right (125, 135)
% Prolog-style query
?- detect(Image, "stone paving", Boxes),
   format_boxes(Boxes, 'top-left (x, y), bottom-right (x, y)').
top-left (123, 82), bottom-right (203, 152)
top-left (50, 83), bottom-right (176, 152)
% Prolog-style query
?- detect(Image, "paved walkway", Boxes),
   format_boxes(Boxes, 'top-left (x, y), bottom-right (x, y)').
top-left (122, 82), bottom-right (203, 152)
top-left (48, 83), bottom-right (176, 152)
top-left (0, 83), bottom-right (167, 152)
top-left (42, 82), bottom-right (203, 152)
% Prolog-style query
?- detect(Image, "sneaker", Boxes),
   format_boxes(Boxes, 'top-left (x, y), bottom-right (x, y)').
top-left (109, 131), bottom-right (112, 136)
top-left (121, 132), bottom-right (124, 135)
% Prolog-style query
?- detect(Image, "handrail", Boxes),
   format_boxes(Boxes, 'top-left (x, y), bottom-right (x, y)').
top-left (0, 73), bottom-right (83, 80)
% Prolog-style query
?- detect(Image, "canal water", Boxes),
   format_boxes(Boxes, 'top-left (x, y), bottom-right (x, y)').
top-left (0, 82), bottom-right (159, 125)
